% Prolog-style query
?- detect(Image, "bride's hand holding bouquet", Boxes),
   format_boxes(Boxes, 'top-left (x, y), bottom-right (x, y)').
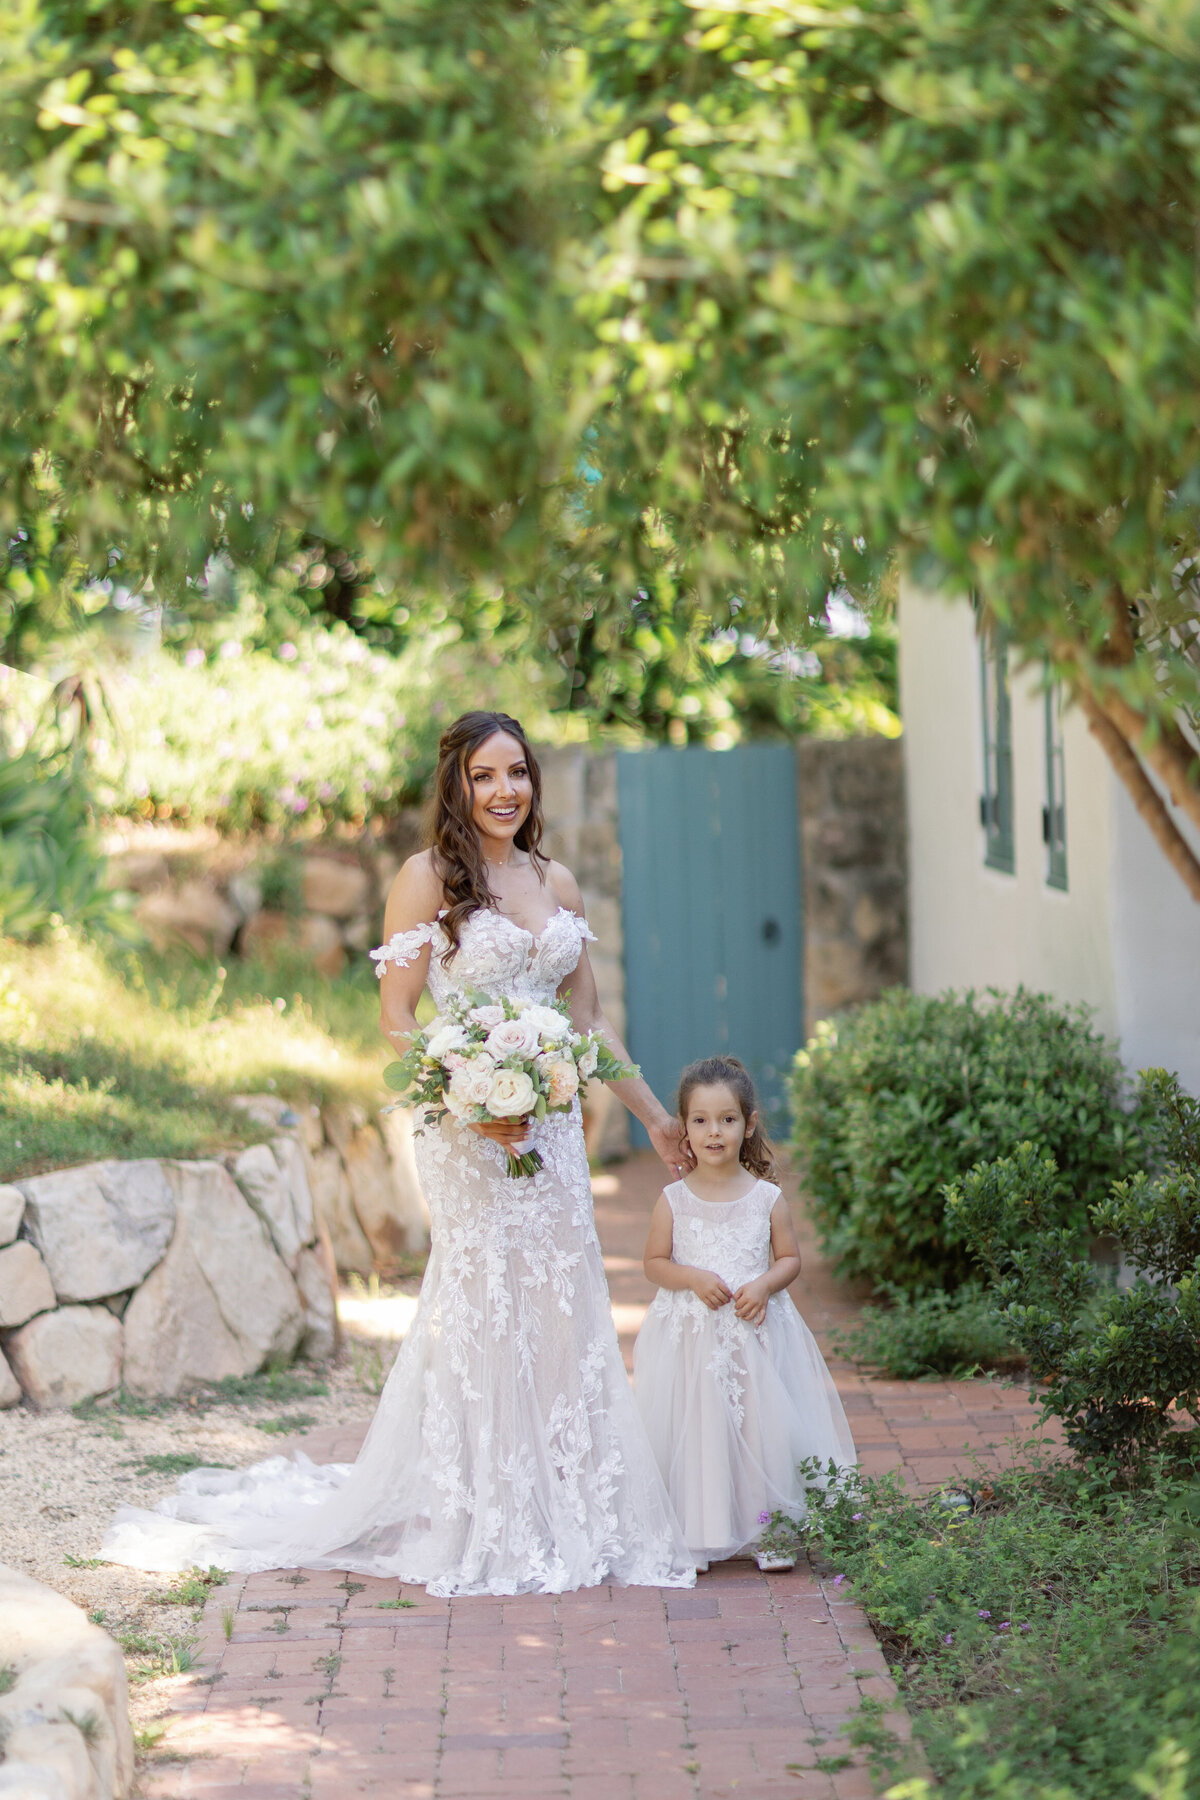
top-left (384, 989), bottom-right (636, 1177)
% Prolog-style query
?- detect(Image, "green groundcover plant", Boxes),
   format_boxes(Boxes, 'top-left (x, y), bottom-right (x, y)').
top-left (789, 987), bottom-right (1139, 1295)
top-left (811, 1458), bottom-right (1200, 1800)
top-left (829, 1284), bottom-right (1023, 1383)
top-left (948, 1070), bottom-right (1200, 1468)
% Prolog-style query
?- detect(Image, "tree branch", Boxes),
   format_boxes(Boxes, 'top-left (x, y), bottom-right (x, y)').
top-left (1095, 687), bottom-right (1200, 841)
top-left (1074, 684), bottom-right (1200, 904)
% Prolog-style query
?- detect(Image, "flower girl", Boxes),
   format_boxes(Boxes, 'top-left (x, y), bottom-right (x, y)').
top-left (634, 1055), bottom-right (856, 1570)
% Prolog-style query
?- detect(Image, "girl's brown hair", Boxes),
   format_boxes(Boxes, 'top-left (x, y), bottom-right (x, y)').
top-left (428, 711), bottom-right (548, 960)
top-left (676, 1055), bottom-right (778, 1180)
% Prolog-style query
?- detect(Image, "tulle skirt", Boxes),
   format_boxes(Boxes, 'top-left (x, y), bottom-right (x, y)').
top-left (633, 1289), bottom-right (856, 1564)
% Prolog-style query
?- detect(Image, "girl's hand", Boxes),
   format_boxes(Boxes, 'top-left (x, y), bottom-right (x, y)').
top-left (733, 1279), bottom-right (770, 1327)
top-left (690, 1270), bottom-right (733, 1311)
top-left (469, 1117), bottom-right (533, 1148)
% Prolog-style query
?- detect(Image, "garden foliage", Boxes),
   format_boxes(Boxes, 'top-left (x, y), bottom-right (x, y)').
top-left (829, 1284), bottom-right (1021, 1382)
top-left (948, 1070), bottom-right (1200, 1466)
top-left (0, 743), bottom-right (123, 940)
top-left (789, 987), bottom-right (1138, 1295)
top-left (5, 0), bottom-right (1200, 884)
top-left (812, 1460), bottom-right (1200, 1799)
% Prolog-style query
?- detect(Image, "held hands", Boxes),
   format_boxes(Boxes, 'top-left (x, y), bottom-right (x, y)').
top-left (469, 1117), bottom-right (535, 1149)
top-left (732, 1278), bottom-right (771, 1327)
top-left (690, 1269), bottom-right (734, 1311)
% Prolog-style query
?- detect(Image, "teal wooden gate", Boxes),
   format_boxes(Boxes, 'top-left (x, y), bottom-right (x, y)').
top-left (616, 744), bottom-right (803, 1146)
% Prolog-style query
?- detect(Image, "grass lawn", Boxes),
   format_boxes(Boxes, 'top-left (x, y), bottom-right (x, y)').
top-left (0, 930), bottom-right (390, 1180)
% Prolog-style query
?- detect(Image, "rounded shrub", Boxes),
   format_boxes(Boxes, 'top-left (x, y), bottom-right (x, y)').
top-left (789, 986), bottom-right (1140, 1294)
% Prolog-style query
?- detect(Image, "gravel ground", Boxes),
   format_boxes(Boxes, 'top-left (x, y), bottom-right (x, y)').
top-left (0, 1287), bottom-right (413, 1753)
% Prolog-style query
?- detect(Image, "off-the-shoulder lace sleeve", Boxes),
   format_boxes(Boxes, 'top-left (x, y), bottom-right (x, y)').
top-left (369, 920), bottom-right (438, 978)
top-left (575, 915), bottom-right (598, 943)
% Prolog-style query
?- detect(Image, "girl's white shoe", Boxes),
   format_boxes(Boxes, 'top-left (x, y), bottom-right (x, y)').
top-left (754, 1550), bottom-right (797, 1572)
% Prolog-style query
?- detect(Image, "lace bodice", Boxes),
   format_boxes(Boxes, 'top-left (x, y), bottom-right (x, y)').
top-left (372, 906), bottom-right (596, 1008)
top-left (666, 1179), bottom-right (778, 1291)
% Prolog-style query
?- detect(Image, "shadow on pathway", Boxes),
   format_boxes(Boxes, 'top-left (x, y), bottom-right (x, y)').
top-left (141, 1153), bottom-right (1061, 1800)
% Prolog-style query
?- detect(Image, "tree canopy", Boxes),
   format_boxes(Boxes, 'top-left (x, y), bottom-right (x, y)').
top-left (2, 0), bottom-right (1199, 884)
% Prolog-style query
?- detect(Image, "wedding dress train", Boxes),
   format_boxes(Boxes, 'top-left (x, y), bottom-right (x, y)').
top-left (102, 908), bottom-right (694, 1596)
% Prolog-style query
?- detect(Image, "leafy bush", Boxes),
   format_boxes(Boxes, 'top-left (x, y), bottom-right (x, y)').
top-left (948, 1070), bottom-right (1200, 1467)
top-left (811, 1459), bottom-right (1200, 1799)
top-left (0, 744), bottom-right (127, 941)
top-left (789, 987), bottom-right (1139, 1295)
top-left (829, 1284), bottom-right (1022, 1382)
top-left (93, 621), bottom-right (562, 832)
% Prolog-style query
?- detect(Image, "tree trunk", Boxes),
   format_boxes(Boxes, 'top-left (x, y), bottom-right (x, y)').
top-left (1073, 683), bottom-right (1200, 904)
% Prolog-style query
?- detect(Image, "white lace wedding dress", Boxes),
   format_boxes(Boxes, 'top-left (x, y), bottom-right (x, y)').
top-left (102, 907), bottom-right (694, 1596)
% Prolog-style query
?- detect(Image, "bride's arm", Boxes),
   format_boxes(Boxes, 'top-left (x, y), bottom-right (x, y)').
top-left (377, 853), bottom-right (442, 1057)
top-left (551, 870), bottom-right (691, 1176)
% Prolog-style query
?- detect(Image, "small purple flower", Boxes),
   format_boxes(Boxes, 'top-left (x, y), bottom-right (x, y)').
top-left (1020, 1623), bottom-right (1031, 1633)
top-left (943, 1634), bottom-right (954, 1645)
top-left (978, 1610), bottom-right (991, 1619)
top-left (997, 1622), bottom-right (1010, 1631)
top-left (184, 645), bottom-right (205, 668)
top-left (832, 1574), bottom-right (846, 1587)
top-left (278, 641), bottom-right (299, 661)
top-left (758, 1511), bottom-right (771, 1525)
top-left (851, 1513), bottom-right (864, 1521)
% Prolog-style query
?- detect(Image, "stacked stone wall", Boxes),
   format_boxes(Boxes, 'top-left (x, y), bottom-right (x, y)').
top-left (797, 738), bottom-right (908, 1034)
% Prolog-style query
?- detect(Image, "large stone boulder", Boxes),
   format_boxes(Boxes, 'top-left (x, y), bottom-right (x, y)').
top-left (0, 1240), bottom-right (56, 1329)
top-left (0, 1561), bottom-right (134, 1799)
top-left (5, 1307), bottom-right (122, 1410)
top-left (18, 1161), bottom-right (175, 1303)
top-left (122, 1161), bottom-right (303, 1397)
top-left (307, 1143), bottom-right (373, 1277)
top-left (294, 1243), bottom-right (338, 1363)
top-left (270, 1134), bottom-right (316, 1247)
top-left (0, 1182), bottom-right (24, 1246)
top-left (378, 1107), bottom-right (431, 1252)
top-left (325, 1104), bottom-right (414, 1267)
top-left (135, 878), bottom-right (240, 957)
top-left (0, 1347), bottom-right (21, 1408)
top-left (302, 854), bottom-right (370, 919)
top-left (232, 1144), bottom-right (304, 1269)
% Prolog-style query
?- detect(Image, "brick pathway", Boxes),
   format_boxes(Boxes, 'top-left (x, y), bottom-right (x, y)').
top-left (141, 1156), bottom-right (1059, 1800)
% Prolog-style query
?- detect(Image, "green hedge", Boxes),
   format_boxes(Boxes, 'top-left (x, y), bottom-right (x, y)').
top-left (789, 986), bottom-right (1139, 1295)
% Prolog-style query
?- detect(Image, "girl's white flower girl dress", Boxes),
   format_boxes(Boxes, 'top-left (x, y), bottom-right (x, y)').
top-left (634, 1177), bottom-right (856, 1565)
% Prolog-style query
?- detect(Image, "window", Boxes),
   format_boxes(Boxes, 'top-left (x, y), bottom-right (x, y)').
top-left (1043, 683), bottom-right (1068, 890)
top-left (979, 628), bottom-right (1014, 872)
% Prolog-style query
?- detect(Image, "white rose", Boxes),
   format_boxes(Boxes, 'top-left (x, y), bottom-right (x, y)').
top-left (468, 1004), bottom-right (506, 1029)
top-left (485, 1017), bottom-right (542, 1061)
top-left (578, 1042), bottom-right (600, 1079)
top-left (443, 1086), bottom-right (473, 1120)
top-left (450, 1063), bottom-right (497, 1108)
top-left (486, 1068), bottom-right (536, 1117)
top-left (426, 1023), bottom-right (470, 1061)
top-left (544, 1059), bottom-right (580, 1107)
top-left (518, 1004), bottom-right (572, 1043)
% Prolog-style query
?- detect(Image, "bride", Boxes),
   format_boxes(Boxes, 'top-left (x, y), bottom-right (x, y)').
top-left (103, 710), bottom-right (695, 1595)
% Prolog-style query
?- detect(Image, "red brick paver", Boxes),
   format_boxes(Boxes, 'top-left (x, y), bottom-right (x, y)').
top-left (141, 1154), bottom-right (1056, 1798)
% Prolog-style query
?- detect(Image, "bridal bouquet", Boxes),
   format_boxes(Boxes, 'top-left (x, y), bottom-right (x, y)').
top-left (383, 989), bottom-right (637, 1177)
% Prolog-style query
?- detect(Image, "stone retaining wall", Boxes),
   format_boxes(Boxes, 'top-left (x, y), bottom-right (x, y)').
top-left (796, 737), bottom-right (908, 1035)
top-left (0, 1562), bottom-right (134, 1799)
top-left (0, 1096), bottom-right (429, 1409)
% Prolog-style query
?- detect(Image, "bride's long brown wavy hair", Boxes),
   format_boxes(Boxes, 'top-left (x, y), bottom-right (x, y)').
top-left (429, 711), bottom-right (549, 960)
